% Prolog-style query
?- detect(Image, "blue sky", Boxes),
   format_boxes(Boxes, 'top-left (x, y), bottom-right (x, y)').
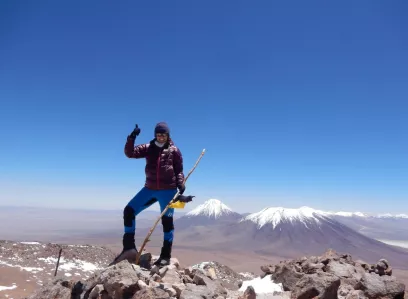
top-left (1, 0), bottom-right (407, 214)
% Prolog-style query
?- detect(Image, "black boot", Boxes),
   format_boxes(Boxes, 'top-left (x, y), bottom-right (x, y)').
top-left (109, 233), bottom-right (138, 266)
top-left (154, 240), bottom-right (172, 267)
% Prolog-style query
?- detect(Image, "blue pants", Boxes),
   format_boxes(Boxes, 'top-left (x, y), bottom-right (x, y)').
top-left (124, 187), bottom-right (177, 242)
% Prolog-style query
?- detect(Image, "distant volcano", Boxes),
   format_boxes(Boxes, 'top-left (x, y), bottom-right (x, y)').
top-left (174, 199), bottom-right (242, 228)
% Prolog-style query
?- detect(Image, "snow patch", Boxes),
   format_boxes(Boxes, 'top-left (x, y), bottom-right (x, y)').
top-left (377, 213), bottom-right (408, 219)
top-left (20, 242), bottom-right (41, 245)
top-left (0, 261), bottom-right (43, 273)
top-left (239, 274), bottom-right (283, 296)
top-left (332, 211), bottom-right (367, 217)
top-left (186, 199), bottom-right (234, 218)
top-left (0, 284), bottom-right (17, 291)
top-left (38, 257), bottom-right (101, 272)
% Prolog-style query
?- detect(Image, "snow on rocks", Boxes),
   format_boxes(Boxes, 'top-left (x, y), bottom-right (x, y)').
top-left (24, 253), bottom-right (290, 299)
top-left (0, 240), bottom-right (115, 291)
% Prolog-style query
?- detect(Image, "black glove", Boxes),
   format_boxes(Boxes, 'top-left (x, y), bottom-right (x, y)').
top-left (176, 195), bottom-right (195, 203)
top-left (178, 184), bottom-right (185, 195)
top-left (129, 124), bottom-right (141, 138)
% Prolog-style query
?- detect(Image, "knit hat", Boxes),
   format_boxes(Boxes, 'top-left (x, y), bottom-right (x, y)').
top-left (154, 122), bottom-right (170, 135)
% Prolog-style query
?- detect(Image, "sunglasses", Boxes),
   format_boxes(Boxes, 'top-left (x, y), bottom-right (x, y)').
top-left (156, 133), bottom-right (168, 137)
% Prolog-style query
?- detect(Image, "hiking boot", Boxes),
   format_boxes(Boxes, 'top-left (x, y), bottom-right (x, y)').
top-left (108, 232), bottom-right (138, 266)
top-left (153, 257), bottom-right (170, 268)
top-left (109, 248), bottom-right (138, 266)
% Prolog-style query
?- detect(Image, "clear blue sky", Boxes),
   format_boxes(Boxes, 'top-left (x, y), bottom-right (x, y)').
top-left (1, 0), bottom-right (407, 214)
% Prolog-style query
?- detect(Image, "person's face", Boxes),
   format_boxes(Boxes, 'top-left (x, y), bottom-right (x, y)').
top-left (156, 133), bottom-right (168, 143)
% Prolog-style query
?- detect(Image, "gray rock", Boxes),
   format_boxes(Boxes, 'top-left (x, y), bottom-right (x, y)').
top-left (292, 272), bottom-right (341, 299)
top-left (238, 286), bottom-right (256, 299)
top-left (25, 278), bottom-right (72, 299)
top-left (192, 273), bottom-right (227, 296)
top-left (89, 284), bottom-right (104, 299)
top-left (172, 283), bottom-right (186, 298)
top-left (301, 261), bottom-right (324, 274)
top-left (132, 287), bottom-right (170, 299)
top-left (325, 260), bottom-right (356, 278)
top-left (346, 290), bottom-right (367, 299)
top-left (358, 272), bottom-right (405, 299)
top-left (271, 263), bottom-right (305, 291)
top-left (161, 267), bottom-right (183, 285)
top-left (137, 280), bottom-right (148, 290)
top-left (95, 260), bottom-right (141, 299)
top-left (159, 283), bottom-right (178, 297)
top-left (338, 284), bottom-right (354, 299)
top-left (180, 284), bottom-right (214, 299)
top-left (159, 266), bottom-right (169, 277)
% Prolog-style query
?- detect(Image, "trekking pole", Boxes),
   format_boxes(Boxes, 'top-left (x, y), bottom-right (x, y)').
top-left (135, 148), bottom-right (206, 265)
top-left (54, 247), bottom-right (62, 276)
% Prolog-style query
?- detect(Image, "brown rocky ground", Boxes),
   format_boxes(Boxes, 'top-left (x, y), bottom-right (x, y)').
top-left (23, 248), bottom-right (408, 299)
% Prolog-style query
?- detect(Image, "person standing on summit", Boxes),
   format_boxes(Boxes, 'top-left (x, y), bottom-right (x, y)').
top-left (110, 122), bottom-right (186, 267)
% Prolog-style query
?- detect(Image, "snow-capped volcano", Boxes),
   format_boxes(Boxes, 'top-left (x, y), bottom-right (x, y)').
top-left (174, 199), bottom-right (242, 229)
top-left (185, 199), bottom-right (235, 218)
top-left (241, 206), bottom-right (329, 229)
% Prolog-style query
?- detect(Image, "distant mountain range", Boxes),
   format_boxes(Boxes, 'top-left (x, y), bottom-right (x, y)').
top-left (170, 199), bottom-right (408, 268)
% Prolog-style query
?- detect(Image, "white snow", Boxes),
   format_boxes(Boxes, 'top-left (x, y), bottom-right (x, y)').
top-left (186, 199), bottom-right (234, 218)
top-left (377, 213), bottom-right (408, 219)
top-left (0, 284), bottom-right (17, 291)
top-left (20, 242), bottom-right (41, 245)
top-left (242, 206), bottom-right (329, 229)
top-left (332, 211), bottom-right (367, 217)
top-left (0, 261), bottom-right (43, 273)
top-left (38, 257), bottom-right (101, 272)
top-left (239, 274), bottom-right (283, 297)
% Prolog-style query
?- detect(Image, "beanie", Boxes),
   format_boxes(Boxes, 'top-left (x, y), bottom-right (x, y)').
top-left (154, 122), bottom-right (170, 135)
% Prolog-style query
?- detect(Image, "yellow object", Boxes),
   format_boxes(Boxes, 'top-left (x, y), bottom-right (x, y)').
top-left (169, 201), bottom-right (186, 209)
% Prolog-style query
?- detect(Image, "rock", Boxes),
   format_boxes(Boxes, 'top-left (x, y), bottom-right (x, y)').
top-left (357, 272), bottom-right (405, 299)
top-left (170, 257), bottom-right (181, 269)
top-left (100, 290), bottom-right (112, 299)
top-left (238, 285), bottom-right (256, 299)
top-left (96, 260), bottom-right (141, 299)
top-left (132, 287), bottom-right (170, 299)
top-left (346, 290), bottom-right (366, 299)
top-left (184, 267), bottom-right (193, 277)
top-left (172, 283), bottom-right (186, 298)
top-left (160, 266), bottom-right (169, 277)
top-left (150, 265), bottom-right (160, 275)
top-left (139, 252), bottom-right (152, 270)
top-left (180, 284), bottom-right (216, 299)
top-left (301, 261), bottom-right (324, 274)
top-left (271, 263), bottom-right (305, 291)
top-left (207, 267), bottom-right (218, 280)
top-left (89, 284), bottom-right (105, 299)
top-left (192, 273), bottom-right (227, 297)
top-left (152, 274), bottom-right (162, 282)
top-left (338, 284), bottom-right (354, 299)
top-left (324, 260), bottom-right (356, 278)
top-left (137, 280), bottom-right (148, 290)
top-left (181, 274), bottom-right (194, 284)
top-left (26, 278), bottom-right (72, 299)
top-left (159, 283), bottom-right (177, 297)
top-left (292, 272), bottom-right (341, 299)
top-left (161, 267), bottom-right (183, 285)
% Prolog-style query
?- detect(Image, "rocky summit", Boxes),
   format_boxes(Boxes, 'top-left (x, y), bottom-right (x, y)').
top-left (22, 249), bottom-right (406, 299)
top-left (261, 249), bottom-right (406, 299)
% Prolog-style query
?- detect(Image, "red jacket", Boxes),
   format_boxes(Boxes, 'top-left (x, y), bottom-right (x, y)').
top-left (124, 136), bottom-right (185, 190)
